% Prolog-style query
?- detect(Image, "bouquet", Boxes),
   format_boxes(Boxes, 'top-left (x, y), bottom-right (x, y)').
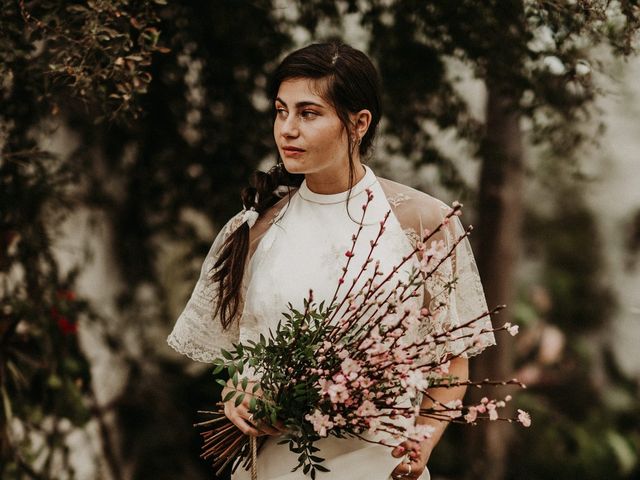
top-left (195, 190), bottom-right (530, 478)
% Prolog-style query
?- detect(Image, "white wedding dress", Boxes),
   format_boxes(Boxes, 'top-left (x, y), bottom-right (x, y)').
top-left (167, 165), bottom-right (495, 480)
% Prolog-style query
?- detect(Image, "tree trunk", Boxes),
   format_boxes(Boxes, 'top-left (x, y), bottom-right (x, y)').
top-left (466, 81), bottom-right (525, 480)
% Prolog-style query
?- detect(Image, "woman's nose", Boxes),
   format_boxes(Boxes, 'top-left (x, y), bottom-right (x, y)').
top-left (280, 115), bottom-right (299, 138)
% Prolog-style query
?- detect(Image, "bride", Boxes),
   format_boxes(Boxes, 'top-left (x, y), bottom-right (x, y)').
top-left (168, 41), bottom-right (495, 480)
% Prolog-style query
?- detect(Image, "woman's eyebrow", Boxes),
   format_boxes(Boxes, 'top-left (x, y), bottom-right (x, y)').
top-left (275, 97), bottom-right (325, 109)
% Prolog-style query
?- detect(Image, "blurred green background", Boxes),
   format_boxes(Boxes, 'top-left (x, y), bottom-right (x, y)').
top-left (1, 1), bottom-right (639, 479)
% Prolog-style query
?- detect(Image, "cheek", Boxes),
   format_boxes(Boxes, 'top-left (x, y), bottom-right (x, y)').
top-left (312, 121), bottom-right (345, 149)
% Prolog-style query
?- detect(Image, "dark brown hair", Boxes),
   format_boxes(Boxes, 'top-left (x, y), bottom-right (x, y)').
top-left (212, 41), bottom-right (382, 329)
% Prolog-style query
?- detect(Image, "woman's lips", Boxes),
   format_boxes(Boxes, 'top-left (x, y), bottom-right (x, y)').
top-left (283, 146), bottom-right (305, 156)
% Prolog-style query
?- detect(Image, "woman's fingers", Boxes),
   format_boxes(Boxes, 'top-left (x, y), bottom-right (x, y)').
top-left (245, 412), bottom-right (284, 436)
top-left (391, 457), bottom-right (424, 479)
top-left (391, 440), bottom-right (419, 458)
top-left (233, 415), bottom-right (263, 436)
top-left (391, 445), bottom-right (406, 458)
top-left (224, 403), bottom-right (262, 436)
top-left (390, 441), bottom-right (423, 479)
top-left (253, 421), bottom-right (280, 436)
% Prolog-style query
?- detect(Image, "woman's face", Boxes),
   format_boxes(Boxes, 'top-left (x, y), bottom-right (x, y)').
top-left (273, 77), bottom-right (351, 178)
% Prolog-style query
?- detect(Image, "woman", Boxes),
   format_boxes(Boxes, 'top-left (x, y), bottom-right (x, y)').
top-left (168, 42), bottom-right (495, 480)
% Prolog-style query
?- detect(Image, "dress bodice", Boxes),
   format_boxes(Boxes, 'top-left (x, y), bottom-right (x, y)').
top-left (240, 166), bottom-right (420, 345)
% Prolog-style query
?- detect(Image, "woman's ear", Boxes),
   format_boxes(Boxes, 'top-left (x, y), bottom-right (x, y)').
top-left (351, 109), bottom-right (372, 141)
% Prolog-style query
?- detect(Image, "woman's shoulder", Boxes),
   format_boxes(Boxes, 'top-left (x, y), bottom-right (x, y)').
top-left (376, 175), bottom-right (452, 227)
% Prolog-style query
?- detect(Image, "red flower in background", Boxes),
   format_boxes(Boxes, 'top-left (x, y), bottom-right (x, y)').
top-left (50, 306), bottom-right (78, 335)
top-left (57, 317), bottom-right (78, 335)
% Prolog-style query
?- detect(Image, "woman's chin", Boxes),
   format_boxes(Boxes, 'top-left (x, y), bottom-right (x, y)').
top-left (281, 160), bottom-right (307, 175)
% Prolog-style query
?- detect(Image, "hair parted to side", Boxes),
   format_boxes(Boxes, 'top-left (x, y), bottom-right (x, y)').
top-left (211, 41), bottom-right (383, 329)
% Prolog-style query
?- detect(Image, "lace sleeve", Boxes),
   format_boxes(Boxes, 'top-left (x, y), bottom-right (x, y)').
top-left (428, 213), bottom-right (496, 359)
top-left (166, 212), bottom-right (245, 363)
top-left (379, 178), bottom-right (496, 359)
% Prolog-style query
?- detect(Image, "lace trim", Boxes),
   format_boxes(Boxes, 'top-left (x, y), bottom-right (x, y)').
top-left (386, 192), bottom-right (411, 207)
top-left (402, 227), bottom-right (421, 247)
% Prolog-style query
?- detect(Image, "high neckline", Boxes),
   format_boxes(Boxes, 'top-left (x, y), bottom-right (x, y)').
top-left (298, 165), bottom-right (377, 205)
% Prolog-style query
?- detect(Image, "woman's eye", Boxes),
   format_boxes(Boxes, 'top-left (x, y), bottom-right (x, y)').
top-left (301, 110), bottom-right (318, 119)
top-left (275, 108), bottom-right (287, 117)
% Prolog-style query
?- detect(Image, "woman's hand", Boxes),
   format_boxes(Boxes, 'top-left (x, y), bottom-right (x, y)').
top-left (221, 378), bottom-right (286, 437)
top-left (390, 440), bottom-right (429, 479)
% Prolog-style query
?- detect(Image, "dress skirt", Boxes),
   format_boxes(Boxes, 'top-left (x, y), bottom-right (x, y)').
top-left (231, 434), bottom-right (431, 480)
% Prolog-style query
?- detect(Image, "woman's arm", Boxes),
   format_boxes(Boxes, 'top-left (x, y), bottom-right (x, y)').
top-left (390, 355), bottom-right (469, 478)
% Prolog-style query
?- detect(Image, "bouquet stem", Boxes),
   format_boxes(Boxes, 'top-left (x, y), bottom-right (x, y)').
top-left (195, 406), bottom-right (266, 477)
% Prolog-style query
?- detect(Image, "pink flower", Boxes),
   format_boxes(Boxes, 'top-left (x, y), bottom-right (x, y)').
top-left (356, 400), bottom-right (379, 417)
top-left (318, 378), bottom-right (349, 403)
top-left (333, 413), bottom-right (347, 427)
top-left (503, 322), bottom-right (519, 336)
top-left (393, 348), bottom-right (409, 363)
top-left (366, 417), bottom-right (381, 433)
top-left (332, 373), bottom-right (347, 384)
top-left (517, 409), bottom-right (531, 427)
top-left (381, 312), bottom-right (401, 329)
top-left (318, 378), bottom-right (330, 391)
top-left (403, 370), bottom-right (430, 391)
top-left (395, 363), bottom-right (411, 374)
top-left (358, 376), bottom-right (374, 389)
top-left (444, 399), bottom-right (463, 409)
top-left (345, 250), bottom-right (355, 258)
top-left (327, 382), bottom-right (349, 404)
top-left (366, 340), bottom-right (388, 356)
top-left (305, 409), bottom-right (334, 437)
top-left (406, 423), bottom-right (435, 441)
top-left (464, 406), bottom-right (478, 423)
top-left (389, 328), bottom-right (404, 338)
top-left (341, 357), bottom-right (362, 376)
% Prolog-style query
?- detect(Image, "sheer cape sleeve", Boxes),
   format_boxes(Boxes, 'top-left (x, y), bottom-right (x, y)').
top-left (166, 194), bottom-right (294, 363)
top-left (166, 212), bottom-right (246, 363)
top-left (378, 177), bottom-right (496, 359)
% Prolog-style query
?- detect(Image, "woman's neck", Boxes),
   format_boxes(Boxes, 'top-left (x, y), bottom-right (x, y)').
top-left (304, 162), bottom-right (366, 195)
